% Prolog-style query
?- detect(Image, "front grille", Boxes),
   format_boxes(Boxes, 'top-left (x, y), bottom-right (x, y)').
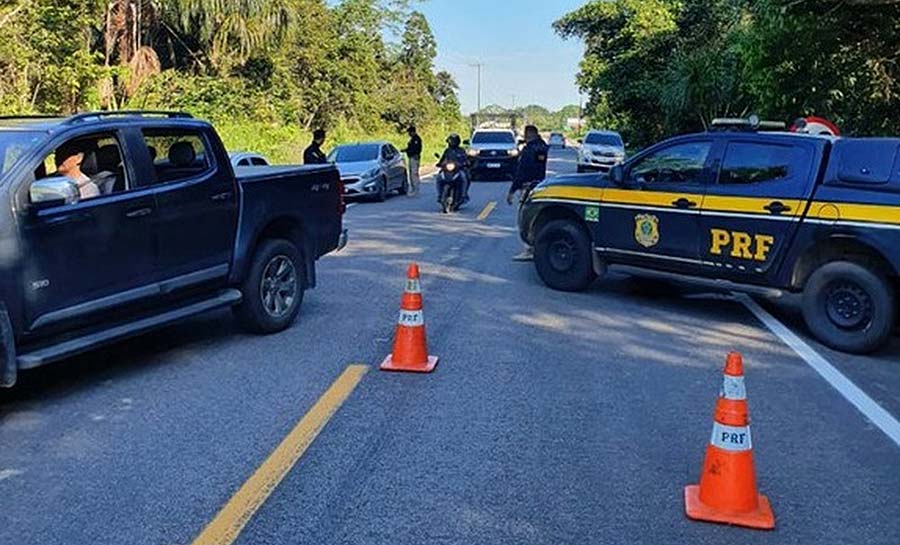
top-left (479, 149), bottom-right (509, 158)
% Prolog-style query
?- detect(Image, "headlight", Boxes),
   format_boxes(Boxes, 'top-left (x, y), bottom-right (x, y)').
top-left (509, 149), bottom-right (519, 157)
top-left (466, 148), bottom-right (478, 157)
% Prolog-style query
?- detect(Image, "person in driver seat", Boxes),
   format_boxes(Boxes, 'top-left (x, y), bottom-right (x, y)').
top-left (55, 141), bottom-right (100, 200)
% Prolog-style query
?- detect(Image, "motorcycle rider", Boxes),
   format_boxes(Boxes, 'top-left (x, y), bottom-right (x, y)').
top-left (436, 133), bottom-right (469, 205)
top-left (507, 125), bottom-right (549, 261)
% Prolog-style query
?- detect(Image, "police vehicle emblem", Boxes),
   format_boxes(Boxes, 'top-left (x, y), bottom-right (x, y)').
top-left (634, 214), bottom-right (660, 248)
top-left (585, 206), bottom-right (600, 222)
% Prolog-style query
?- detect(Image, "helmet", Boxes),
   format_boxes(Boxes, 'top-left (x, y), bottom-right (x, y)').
top-left (446, 133), bottom-right (461, 147)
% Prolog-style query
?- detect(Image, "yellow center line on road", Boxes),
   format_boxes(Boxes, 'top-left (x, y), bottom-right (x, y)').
top-left (191, 364), bottom-right (369, 545)
top-left (477, 201), bottom-right (497, 221)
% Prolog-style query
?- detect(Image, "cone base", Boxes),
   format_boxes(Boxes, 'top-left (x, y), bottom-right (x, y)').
top-left (379, 354), bottom-right (438, 373)
top-left (684, 485), bottom-right (775, 530)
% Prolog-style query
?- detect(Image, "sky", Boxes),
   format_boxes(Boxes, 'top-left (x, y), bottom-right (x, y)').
top-left (416, 0), bottom-right (587, 114)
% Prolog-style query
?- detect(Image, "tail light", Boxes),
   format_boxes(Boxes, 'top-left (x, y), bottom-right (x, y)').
top-left (337, 179), bottom-right (346, 215)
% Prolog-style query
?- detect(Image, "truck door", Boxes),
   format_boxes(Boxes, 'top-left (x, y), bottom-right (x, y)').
top-left (598, 139), bottom-right (714, 271)
top-left (19, 131), bottom-right (158, 330)
top-left (139, 127), bottom-right (238, 288)
top-left (700, 139), bottom-right (817, 279)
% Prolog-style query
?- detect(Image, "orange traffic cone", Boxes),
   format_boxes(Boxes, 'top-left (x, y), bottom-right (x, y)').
top-left (380, 263), bottom-right (438, 373)
top-left (684, 352), bottom-right (775, 530)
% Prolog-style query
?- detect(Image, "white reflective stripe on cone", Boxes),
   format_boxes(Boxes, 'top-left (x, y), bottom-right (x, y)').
top-left (721, 375), bottom-right (747, 400)
top-left (405, 279), bottom-right (421, 293)
top-left (398, 309), bottom-right (424, 326)
top-left (710, 422), bottom-right (753, 451)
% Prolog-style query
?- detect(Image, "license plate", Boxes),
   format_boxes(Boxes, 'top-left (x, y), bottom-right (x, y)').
top-left (487, 162), bottom-right (501, 168)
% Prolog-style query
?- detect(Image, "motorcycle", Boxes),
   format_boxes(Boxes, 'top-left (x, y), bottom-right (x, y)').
top-left (434, 153), bottom-right (466, 214)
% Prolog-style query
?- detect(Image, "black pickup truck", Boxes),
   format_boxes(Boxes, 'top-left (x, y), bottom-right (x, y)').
top-left (0, 111), bottom-right (346, 387)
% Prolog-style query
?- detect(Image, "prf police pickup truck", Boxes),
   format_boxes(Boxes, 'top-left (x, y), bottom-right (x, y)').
top-left (520, 121), bottom-right (900, 354)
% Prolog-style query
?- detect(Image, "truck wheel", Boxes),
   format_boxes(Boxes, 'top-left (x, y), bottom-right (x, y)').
top-left (235, 239), bottom-right (305, 334)
top-left (802, 261), bottom-right (895, 354)
top-left (534, 219), bottom-right (596, 292)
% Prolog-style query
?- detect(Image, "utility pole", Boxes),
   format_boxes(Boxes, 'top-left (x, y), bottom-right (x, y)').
top-left (469, 62), bottom-right (483, 117)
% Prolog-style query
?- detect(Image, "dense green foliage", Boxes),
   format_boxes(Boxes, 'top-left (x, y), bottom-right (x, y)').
top-left (0, 0), bottom-right (465, 162)
top-left (555, 0), bottom-right (900, 147)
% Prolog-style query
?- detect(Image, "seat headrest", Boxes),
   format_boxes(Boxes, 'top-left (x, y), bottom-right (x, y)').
top-left (96, 144), bottom-right (121, 169)
top-left (169, 142), bottom-right (196, 167)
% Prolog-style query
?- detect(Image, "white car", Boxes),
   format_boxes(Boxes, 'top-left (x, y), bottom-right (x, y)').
top-left (230, 152), bottom-right (270, 167)
top-left (577, 130), bottom-right (625, 173)
top-left (548, 132), bottom-right (566, 148)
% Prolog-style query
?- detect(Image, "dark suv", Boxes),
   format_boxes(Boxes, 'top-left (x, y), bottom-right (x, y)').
top-left (0, 111), bottom-right (346, 386)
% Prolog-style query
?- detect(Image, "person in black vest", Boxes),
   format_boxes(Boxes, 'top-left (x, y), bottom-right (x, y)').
top-left (507, 125), bottom-right (549, 261)
top-left (303, 129), bottom-right (328, 165)
top-left (401, 125), bottom-right (423, 196)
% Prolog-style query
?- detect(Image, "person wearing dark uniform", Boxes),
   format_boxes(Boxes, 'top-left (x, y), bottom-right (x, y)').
top-left (303, 129), bottom-right (328, 165)
top-left (507, 125), bottom-right (549, 261)
top-left (401, 125), bottom-right (423, 196)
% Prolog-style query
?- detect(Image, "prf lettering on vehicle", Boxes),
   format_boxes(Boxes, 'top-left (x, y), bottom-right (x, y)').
top-left (709, 229), bottom-right (775, 262)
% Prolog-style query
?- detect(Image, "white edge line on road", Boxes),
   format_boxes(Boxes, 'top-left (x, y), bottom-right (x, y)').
top-left (736, 293), bottom-right (900, 448)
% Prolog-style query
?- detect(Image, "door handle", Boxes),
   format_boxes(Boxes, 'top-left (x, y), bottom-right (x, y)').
top-left (672, 198), bottom-right (698, 209)
top-left (211, 191), bottom-right (234, 202)
top-left (125, 207), bottom-right (152, 219)
top-left (764, 201), bottom-right (792, 215)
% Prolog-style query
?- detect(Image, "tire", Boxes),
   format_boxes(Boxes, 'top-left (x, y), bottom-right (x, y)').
top-left (398, 174), bottom-right (409, 195)
top-left (802, 261), bottom-right (895, 354)
top-left (440, 184), bottom-right (453, 214)
top-left (374, 177), bottom-right (387, 202)
top-left (234, 239), bottom-right (305, 334)
top-left (534, 219), bottom-right (597, 292)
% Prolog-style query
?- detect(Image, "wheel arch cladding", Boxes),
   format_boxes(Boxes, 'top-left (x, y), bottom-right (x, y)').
top-left (791, 235), bottom-right (897, 290)
top-left (531, 205), bottom-right (589, 244)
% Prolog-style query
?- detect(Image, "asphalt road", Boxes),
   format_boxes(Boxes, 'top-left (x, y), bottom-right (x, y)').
top-left (1, 147), bottom-right (898, 545)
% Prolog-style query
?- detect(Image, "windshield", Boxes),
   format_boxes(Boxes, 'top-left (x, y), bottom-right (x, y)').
top-left (0, 131), bottom-right (43, 175)
top-left (328, 144), bottom-right (380, 163)
top-left (585, 133), bottom-right (623, 147)
top-left (472, 132), bottom-right (515, 145)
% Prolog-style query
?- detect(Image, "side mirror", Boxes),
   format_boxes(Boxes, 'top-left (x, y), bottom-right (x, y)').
top-left (517, 139), bottom-right (526, 146)
top-left (609, 165), bottom-right (627, 187)
top-left (30, 176), bottom-right (79, 210)
top-left (463, 139), bottom-right (470, 146)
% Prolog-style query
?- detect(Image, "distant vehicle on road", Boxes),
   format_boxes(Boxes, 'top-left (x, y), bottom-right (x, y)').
top-left (0, 111), bottom-right (346, 387)
top-left (548, 132), bottom-right (566, 148)
top-left (522, 117), bottom-right (900, 354)
top-left (329, 142), bottom-right (408, 202)
top-left (230, 151), bottom-right (270, 167)
top-left (466, 129), bottom-right (520, 180)
top-left (577, 130), bottom-right (625, 173)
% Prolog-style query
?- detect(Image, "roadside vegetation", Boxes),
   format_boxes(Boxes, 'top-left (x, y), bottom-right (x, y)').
top-left (555, 0), bottom-right (900, 148)
top-left (0, 0), bottom-right (467, 162)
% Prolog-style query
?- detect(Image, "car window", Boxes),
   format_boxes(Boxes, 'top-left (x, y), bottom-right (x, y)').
top-left (141, 129), bottom-right (212, 185)
top-left (0, 131), bottom-right (42, 175)
top-left (237, 158), bottom-right (249, 166)
top-left (381, 146), bottom-right (394, 160)
top-left (585, 133), bottom-right (623, 146)
top-left (329, 144), bottom-right (380, 163)
top-left (33, 132), bottom-right (129, 201)
top-left (629, 142), bottom-right (711, 185)
top-left (250, 157), bottom-right (268, 166)
top-left (472, 132), bottom-right (516, 144)
top-left (718, 142), bottom-right (808, 185)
